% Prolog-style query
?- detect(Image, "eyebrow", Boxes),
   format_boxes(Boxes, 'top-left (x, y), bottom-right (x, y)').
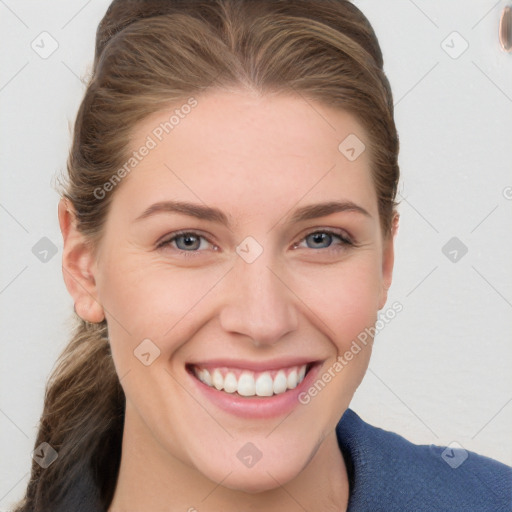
top-left (134, 199), bottom-right (371, 226)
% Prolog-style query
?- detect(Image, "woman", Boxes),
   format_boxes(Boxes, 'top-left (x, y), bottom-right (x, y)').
top-left (13, 0), bottom-right (511, 511)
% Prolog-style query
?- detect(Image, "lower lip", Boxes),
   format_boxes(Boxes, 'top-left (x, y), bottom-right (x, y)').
top-left (186, 363), bottom-right (323, 419)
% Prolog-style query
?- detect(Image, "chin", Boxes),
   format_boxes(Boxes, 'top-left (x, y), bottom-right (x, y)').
top-left (218, 467), bottom-right (301, 494)
top-left (192, 441), bottom-right (312, 494)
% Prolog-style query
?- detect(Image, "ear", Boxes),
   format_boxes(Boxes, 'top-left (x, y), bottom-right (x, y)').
top-left (378, 212), bottom-right (399, 310)
top-left (58, 198), bottom-right (105, 323)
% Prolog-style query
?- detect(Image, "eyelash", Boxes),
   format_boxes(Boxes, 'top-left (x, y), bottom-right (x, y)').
top-left (156, 228), bottom-right (354, 257)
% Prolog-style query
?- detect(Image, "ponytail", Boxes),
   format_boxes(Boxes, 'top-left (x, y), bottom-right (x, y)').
top-left (13, 316), bottom-right (124, 511)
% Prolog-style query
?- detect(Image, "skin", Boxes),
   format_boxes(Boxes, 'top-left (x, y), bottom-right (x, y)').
top-left (59, 88), bottom-right (398, 511)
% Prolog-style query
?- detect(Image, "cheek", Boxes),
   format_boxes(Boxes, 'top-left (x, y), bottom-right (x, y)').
top-left (289, 255), bottom-right (381, 409)
top-left (97, 257), bottom-right (229, 356)
top-left (288, 261), bottom-right (380, 432)
top-left (292, 256), bottom-right (382, 346)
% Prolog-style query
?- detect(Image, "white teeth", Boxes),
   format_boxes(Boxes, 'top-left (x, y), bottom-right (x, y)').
top-left (273, 370), bottom-right (288, 394)
top-left (197, 368), bottom-right (212, 386)
top-left (192, 364), bottom-right (309, 397)
top-left (287, 368), bottom-right (298, 389)
top-left (255, 372), bottom-right (274, 397)
top-left (223, 372), bottom-right (238, 393)
top-left (238, 372), bottom-right (256, 396)
top-left (212, 369), bottom-right (223, 390)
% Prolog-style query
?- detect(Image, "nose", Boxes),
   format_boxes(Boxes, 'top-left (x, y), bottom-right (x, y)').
top-left (218, 254), bottom-right (299, 347)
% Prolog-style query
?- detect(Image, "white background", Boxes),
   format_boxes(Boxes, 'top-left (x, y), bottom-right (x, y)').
top-left (1, 0), bottom-right (511, 508)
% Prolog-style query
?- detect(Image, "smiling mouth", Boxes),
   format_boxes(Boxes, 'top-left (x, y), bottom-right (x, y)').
top-left (186, 363), bottom-right (314, 397)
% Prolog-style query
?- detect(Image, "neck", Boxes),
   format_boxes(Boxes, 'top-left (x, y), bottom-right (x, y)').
top-left (109, 407), bottom-right (349, 512)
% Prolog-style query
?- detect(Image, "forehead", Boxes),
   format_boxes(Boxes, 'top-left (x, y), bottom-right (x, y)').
top-left (119, 88), bottom-right (377, 221)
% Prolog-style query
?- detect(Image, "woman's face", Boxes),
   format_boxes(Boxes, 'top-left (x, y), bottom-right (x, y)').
top-left (80, 89), bottom-right (395, 491)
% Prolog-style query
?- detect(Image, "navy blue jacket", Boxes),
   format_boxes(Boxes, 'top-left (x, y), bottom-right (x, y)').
top-left (336, 409), bottom-right (512, 511)
top-left (52, 408), bottom-right (512, 511)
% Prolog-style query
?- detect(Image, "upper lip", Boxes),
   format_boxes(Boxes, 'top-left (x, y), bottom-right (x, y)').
top-left (186, 357), bottom-right (322, 372)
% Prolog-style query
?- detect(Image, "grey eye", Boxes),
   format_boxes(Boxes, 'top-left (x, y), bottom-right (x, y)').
top-left (305, 232), bottom-right (335, 249)
top-left (175, 233), bottom-right (202, 250)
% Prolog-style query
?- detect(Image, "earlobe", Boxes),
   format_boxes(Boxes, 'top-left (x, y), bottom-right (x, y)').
top-left (58, 198), bottom-right (105, 323)
top-left (378, 213), bottom-right (399, 310)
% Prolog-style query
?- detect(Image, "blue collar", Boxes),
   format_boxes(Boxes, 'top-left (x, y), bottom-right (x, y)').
top-left (336, 408), bottom-right (512, 511)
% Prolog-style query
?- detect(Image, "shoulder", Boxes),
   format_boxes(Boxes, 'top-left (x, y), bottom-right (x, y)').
top-left (336, 408), bottom-right (512, 512)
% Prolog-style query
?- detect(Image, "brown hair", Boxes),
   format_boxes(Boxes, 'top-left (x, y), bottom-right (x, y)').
top-left (14, 1), bottom-right (399, 510)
